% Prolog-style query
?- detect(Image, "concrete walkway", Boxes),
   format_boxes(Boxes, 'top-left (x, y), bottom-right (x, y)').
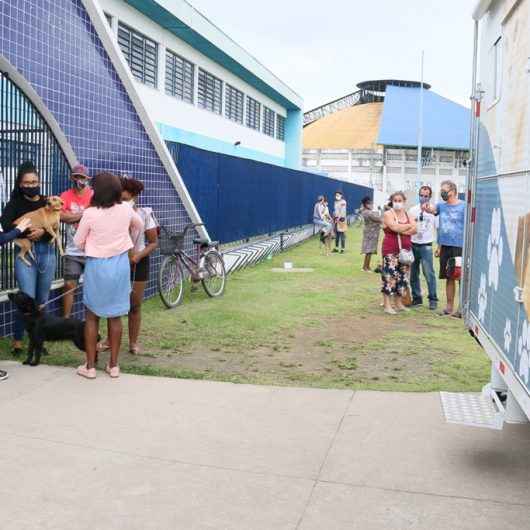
top-left (1, 361), bottom-right (530, 530)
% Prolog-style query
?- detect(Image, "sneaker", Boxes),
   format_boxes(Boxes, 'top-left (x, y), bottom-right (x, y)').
top-left (105, 364), bottom-right (120, 378)
top-left (332, 248), bottom-right (339, 253)
top-left (77, 364), bottom-right (96, 379)
top-left (0, 370), bottom-right (8, 381)
top-left (340, 249), bottom-right (345, 254)
top-left (429, 300), bottom-right (438, 311)
top-left (410, 299), bottom-right (423, 307)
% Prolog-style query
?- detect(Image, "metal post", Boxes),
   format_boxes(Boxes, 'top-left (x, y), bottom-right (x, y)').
top-left (462, 20), bottom-right (481, 319)
top-left (416, 51), bottom-right (425, 192)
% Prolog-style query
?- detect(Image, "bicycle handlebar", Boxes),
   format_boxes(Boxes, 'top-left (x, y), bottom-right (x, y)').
top-left (182, 223), bottom-right (204, 237)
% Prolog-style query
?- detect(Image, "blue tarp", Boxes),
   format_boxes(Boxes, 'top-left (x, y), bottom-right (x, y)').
top-left (167, 142), bottom-right (373, 244)
top-left (377, 86), bottom-right (470, 151)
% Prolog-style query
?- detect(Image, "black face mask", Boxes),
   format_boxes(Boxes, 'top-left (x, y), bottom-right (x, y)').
top-left (441, 191), bottom-right (450, 201)
top-left (20, 186), bottom-right (40, 198)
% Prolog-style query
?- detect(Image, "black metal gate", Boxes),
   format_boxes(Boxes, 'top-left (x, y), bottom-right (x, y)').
top-left (0, 71), bottom-right (71, 291)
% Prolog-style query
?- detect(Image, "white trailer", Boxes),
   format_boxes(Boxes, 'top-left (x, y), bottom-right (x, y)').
top-left (447, 0), bottom-right (530, 429)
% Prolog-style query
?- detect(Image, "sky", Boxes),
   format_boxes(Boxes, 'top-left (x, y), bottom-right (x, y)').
top-left (187, 0), bottom-right (476, 111)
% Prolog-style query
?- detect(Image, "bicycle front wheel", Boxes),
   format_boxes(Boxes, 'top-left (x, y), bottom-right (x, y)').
top-left (201, 250), bottom-right (226, 298)
top-left (158, 255), bottom-right (184, 309)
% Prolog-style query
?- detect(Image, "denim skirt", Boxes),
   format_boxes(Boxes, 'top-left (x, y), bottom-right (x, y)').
top-left (83, 252), bottom-right (131, 318)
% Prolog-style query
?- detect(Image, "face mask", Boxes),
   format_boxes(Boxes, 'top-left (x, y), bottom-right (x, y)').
top-left (441, 191), bottom-right (450, 201)
top-left (74, 179), bottom-right (88, 190)
top-left (335, 196), bottom-right (341, 201)
top-left (124, 199), bottom-right (135, 206)
top-left (393, 202), bottom-right (404, 210)
top-left (419, 196), bottom-right (430, 205)
top-left (20, 186), bottom-right (40, 198)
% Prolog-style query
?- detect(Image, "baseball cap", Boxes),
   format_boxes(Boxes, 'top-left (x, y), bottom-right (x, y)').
top-left (71, 164), bottom-right (90, 178)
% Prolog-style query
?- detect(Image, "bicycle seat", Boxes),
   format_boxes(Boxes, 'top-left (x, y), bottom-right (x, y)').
top-left (193, 238), bottom-right (218, 247)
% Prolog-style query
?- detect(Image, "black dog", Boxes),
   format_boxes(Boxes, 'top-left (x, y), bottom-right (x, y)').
top-left (8, 292), bottom-right (89, 366)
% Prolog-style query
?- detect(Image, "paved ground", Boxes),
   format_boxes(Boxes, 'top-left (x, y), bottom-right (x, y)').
top-left (1, 361), bottom-right (530, 530)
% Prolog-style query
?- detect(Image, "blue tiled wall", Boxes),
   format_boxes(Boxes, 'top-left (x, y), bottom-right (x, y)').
top-left (0, 0), bottom-right (193, 334)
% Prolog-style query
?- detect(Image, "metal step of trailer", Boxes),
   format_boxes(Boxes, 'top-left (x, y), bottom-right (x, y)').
top-left (440, 389), bottom-right (504, 430)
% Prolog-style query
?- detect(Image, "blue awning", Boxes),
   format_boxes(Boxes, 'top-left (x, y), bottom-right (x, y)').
top-left (377, 86), bottom-right (470, 151)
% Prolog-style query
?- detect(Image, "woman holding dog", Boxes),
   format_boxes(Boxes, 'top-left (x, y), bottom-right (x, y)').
top-left (381, 192), bottom-right (416, 315)
top-left (74, 172), bottom-right (144, 379)
top-left (1, 161), bottom-right (57, 355)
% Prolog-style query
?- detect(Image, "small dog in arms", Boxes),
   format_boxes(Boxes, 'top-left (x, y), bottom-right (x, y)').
top-left (14, 196), bottom-right (64, 266)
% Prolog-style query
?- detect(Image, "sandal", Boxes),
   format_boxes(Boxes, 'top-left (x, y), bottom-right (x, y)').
top-left (129, 344), bottom-right (141, 355)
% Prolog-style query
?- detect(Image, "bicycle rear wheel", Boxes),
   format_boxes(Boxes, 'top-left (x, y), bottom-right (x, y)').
top-left (201, 249), bottom-right (226, 298)
top-left (158, 255), bottom-right (184, 309)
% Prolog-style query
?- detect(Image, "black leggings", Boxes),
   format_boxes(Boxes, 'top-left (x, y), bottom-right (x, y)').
top-left (335, 231), bottom-right (346, 249)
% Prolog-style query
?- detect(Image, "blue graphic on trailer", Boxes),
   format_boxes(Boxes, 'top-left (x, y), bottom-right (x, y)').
top-left (469, 178), bottom-right (530, 390)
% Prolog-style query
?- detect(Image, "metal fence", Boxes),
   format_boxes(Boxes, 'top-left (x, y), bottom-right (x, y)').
top-left (0, 71), bottom-right (71, 293)
top-left (167, 142), bottom-right (373, 244)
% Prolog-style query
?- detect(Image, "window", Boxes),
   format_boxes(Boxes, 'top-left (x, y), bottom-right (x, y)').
top-left (117, 22), bottom-right (158, 87)
top-left (263, 107), bottom-right (275, 137)
top-left (493, 37), bottom-right (502, 101)
top-left (165, 50), bottom-right (194, 103)
top-left (225, 84), bottom-right (244, 123)
top-left (246, 96), bottom-right (261, 130)
top-left (198, 69), bottom-right (223, 114)
top-left (276, 114), bottom-right (286, 141)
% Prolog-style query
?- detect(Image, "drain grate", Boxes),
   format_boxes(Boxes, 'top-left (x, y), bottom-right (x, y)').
top-left (440, 391), bottom-right (504, 430)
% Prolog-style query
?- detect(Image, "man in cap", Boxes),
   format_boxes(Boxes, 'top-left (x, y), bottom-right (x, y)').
top-left (60, 164), bottom-right (93, 317)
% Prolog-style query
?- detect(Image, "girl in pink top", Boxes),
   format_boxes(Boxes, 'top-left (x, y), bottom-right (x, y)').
top-left (74, 173), bottom-right (144, 379)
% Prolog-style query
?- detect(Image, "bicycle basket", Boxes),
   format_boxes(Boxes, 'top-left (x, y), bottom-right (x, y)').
top-left (159, 225), bottom-right (184, 255)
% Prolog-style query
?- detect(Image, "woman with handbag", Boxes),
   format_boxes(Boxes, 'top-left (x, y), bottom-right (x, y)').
top-left (381, 192), bottom-right (416, 315)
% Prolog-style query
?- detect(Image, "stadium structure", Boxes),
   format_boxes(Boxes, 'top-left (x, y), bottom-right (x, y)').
top-left (303, 80), bottom-right (471, 202)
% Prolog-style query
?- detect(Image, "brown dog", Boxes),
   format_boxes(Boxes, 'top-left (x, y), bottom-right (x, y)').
top-left (14, 196), bottom-right (64, 266)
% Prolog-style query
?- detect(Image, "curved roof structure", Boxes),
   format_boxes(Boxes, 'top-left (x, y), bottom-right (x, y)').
top-left (303, 102), bottom-right (383, 150)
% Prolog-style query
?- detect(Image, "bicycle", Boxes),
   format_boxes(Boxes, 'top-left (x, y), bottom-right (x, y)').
top-left (157, 223), bottom-right (226, 309)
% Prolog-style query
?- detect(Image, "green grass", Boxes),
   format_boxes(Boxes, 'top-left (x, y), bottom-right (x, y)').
top-left (0, 227), bottom-right (490, 391)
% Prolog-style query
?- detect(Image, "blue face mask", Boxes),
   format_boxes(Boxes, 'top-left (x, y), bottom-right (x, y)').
top-left (419, 196), bottom-right (430, 205)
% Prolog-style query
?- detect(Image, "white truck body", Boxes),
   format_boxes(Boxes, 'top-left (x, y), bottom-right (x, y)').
top-left (464, 0), bottom-right (530, 424)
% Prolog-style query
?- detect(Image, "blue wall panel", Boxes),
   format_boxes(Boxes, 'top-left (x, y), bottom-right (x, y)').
top-left (169, 142), bottom-right (373, 244)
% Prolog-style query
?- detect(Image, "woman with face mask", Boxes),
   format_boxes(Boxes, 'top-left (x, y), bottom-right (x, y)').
top-left (1, 161), bottom-right (57, 355)
top-left (380, 192), bottom-right (417, 314)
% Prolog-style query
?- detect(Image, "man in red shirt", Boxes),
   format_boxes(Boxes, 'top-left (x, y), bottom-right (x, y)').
top-left (60, 164), bottom-right (93, 317)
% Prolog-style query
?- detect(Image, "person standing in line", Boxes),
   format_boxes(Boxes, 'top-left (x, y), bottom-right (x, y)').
top-left (99, 176), bottom-right (158, 355)
top-left (426, 180), bottom-right (466, 317)
top-left (408, 186), bottom-right (438, 310)
top-left (333, 191), bottom-right (347, 253)
top-left (74, 173), bottom-right (143, 379)
top-left (313, 195), bottom-right (332, 232)
top-left (60, 164), bottom-right (93, 318)
top-left (381, 192), bottom-right (416, 314)
top-left (0, 216), bottom-right (32, 381)
top-left (1, 161), bottom-right (57, 356)
top-left (360, 196), bottom-right (382, 271)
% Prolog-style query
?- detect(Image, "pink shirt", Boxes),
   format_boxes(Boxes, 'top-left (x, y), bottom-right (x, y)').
top-left (74, 203), bottom-right (144, 258)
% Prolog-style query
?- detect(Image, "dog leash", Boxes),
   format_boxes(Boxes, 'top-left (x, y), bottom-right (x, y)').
top-left (40, 284), bottom-right (82, 309)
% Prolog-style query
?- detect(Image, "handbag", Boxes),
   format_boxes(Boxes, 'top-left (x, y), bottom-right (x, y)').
top-left (393, 210), bottom-right (415, 265)
top-left (397, 234), bottom-right (415, 265)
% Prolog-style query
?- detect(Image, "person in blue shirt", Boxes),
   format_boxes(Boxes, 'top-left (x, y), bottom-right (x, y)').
top-left (426, 180), bottom-right (466, 317)
top-left (0, 215), bottom-right (32, 381)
